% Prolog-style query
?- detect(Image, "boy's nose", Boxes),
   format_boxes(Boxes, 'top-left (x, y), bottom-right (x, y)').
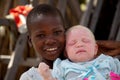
top-left (45, 36), bottom-right (57, 45)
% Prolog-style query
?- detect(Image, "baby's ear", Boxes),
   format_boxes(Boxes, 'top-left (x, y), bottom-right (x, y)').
top-left (95, 44), bottom-right (98, 55)
top-left (27, 33), bottom-right (32, 47)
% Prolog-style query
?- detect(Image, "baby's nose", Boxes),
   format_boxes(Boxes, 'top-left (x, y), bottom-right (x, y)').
top-left (75, 41), bottom-right (83, 48)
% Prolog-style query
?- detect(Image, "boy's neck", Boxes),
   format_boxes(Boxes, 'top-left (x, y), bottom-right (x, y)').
top-left (42, 59), bottom-right (53, 69)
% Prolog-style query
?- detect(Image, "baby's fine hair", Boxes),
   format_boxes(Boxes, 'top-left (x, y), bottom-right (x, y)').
top-left (66, 25), bottom-right (96, 41)
top-left (26, 4), bottom-right (65, 31)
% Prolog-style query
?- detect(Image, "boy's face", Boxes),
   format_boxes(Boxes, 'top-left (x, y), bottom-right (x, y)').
top-left (29, 15), bottom-right (65, 61)
top-left (66, 28), bottom-right (98, 62)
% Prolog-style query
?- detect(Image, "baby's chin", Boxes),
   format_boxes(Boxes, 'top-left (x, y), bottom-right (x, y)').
top-left (75, 58), bottom-right (92, 62)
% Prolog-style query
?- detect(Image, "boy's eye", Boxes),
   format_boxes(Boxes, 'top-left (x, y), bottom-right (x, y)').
top-left (37, 34), bottom-right (45, 38)
top-left (54, 30), bottom-right (63, 36)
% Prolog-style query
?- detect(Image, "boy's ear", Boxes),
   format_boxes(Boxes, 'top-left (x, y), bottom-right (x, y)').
top-left (27, 33), bottom-right (32, 47)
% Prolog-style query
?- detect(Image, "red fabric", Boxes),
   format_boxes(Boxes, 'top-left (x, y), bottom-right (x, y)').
top-left (9, 5), bottom-right (33, 28)
top-left (84, 78), bottom-right (88, 80)
top-left (110, 72), bottom-right (120, 80)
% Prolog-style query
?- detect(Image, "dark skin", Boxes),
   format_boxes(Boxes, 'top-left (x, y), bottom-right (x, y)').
top-left (97, 40), bottom-right (120, 57)
top-left (28, 15), bottom-right (65, 68)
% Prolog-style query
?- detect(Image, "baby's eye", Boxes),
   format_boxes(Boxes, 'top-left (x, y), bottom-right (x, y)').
top-left (82, 38), bottom-right (90, 43)
top-left (54, 30), bottom-right (63, 35)
top-left (67, 40), bottom-right (76, 46)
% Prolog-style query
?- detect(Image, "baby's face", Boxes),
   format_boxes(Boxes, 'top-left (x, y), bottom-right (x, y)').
top-left (66, 27), bottom-right (98, 62)
top-left (29, 15), bottom-right (65, 61)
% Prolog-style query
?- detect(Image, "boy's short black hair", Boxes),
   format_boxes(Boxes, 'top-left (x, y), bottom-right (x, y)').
top-left (27, 4), bottom-right (65, 32)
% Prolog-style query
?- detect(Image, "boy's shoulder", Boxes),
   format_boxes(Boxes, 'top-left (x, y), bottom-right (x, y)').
top-left (19, 67), bottom-right (42, 80)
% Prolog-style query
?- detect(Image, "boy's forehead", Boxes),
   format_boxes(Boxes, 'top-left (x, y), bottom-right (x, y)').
top-left (30, 14), bottom-right (62, 25)
top-left (28, 15), bottom-right (64, 32)
top-left (30, 14), bottom-right (51, 22)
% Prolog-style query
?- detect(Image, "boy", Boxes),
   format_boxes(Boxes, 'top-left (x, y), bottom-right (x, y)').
top-left (20, 4), bottom-right (65, 80)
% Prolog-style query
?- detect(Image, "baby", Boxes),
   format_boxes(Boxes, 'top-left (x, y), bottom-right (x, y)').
top-left (38, 25), bottom-right (120, 80)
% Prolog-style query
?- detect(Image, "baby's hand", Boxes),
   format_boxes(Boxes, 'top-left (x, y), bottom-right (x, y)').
top-left (38, 62), bottom-right (56, 80)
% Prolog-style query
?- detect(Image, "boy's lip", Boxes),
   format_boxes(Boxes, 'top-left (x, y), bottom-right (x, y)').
top-left (43, 47), bottom-right (59, 53)
top-left (44, 48), bottom-right (59, 56)
top-left (45, 47), bottom-right (58, 52)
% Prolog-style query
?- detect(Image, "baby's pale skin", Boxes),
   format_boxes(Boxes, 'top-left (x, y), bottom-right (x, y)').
top-left (65, 25), bottom-right (98, 62)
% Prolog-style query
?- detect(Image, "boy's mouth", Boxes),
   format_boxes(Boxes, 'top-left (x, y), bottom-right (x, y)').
top-left (44, 47), bottom-right (59, 55)
top-left (46, 47), bottom-right (57, 52)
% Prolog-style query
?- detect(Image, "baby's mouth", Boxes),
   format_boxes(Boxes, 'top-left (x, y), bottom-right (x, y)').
top-left (76, 50), bottom-right (86, 54)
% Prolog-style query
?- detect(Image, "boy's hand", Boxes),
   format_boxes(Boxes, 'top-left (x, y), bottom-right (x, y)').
top-left (97, 40), bottom-right (120, 57)
top-left (38, 62), bottom-right (56, 80)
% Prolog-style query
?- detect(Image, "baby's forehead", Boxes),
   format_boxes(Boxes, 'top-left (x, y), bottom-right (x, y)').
top-left (69, 27), bottom-right (90, 34)
top-left (66, 26), bottom-right (95, 40)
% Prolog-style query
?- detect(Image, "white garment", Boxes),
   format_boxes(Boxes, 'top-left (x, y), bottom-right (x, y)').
top-left (20, 67), bottom-right (43, 80)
